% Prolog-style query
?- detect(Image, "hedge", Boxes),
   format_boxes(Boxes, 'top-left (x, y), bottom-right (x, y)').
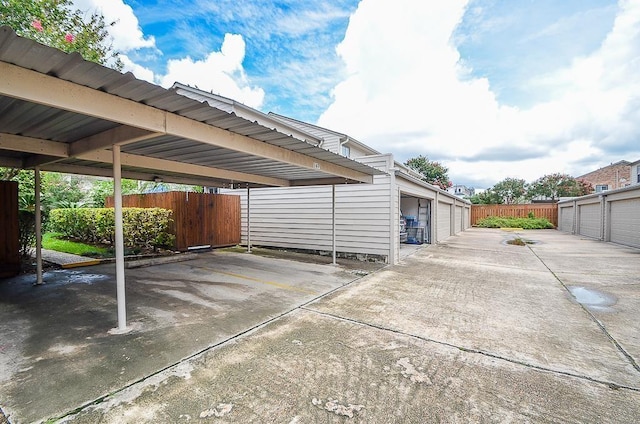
top-left (475, 216), bottom-right (555, 229)
top-left (48, 207), bottom-right (175, 249)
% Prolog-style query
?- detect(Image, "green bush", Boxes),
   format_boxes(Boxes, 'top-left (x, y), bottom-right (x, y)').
top-left (476, 216), bottom-right (555, 229)
top-left (49, 207), bottom-right (175, 250)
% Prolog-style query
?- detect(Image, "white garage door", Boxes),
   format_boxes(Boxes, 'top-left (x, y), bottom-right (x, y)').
top-left (578, 203), bottom-right (601, 239)
top-left (559, 206), bottom-right (574, 233)
top-left (438, 202), bottom-right (451, 241)
top-left (455, 206), bottom-right (463, 233)
top-left (610, 198), bottom-right (640, 248)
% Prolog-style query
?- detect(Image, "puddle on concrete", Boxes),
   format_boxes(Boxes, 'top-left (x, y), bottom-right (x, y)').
top-left (567, 286), bottom-right (617, 312)
top-left (47, 270), bottom-right (110, 285)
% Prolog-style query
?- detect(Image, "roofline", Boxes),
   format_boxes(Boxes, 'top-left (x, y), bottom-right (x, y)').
top-left (171, 82), bottom-right (323, 146)
top-left (268, 112), bottom-right (381, 155)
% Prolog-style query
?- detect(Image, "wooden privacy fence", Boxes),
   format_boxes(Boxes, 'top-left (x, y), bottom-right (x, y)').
top-left (470, 204), bottom-right (558, 227)
top-left (106, 191), bottom-right (240, 250)
top-left (0, 181), bottom-right (19, 277)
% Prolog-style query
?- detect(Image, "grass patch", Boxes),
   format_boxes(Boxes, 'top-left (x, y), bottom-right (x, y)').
top-left (476, 216), bottom-right (554, 229)
top-left (42, 233), bottom-right (113, 258)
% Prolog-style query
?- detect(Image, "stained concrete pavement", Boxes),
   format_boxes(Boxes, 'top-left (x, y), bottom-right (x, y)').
top-left (2, 229), bottom-right (640, 423)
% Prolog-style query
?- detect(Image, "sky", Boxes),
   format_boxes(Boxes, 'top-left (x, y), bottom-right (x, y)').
top-left (71, 0), bottom-right (640, 189)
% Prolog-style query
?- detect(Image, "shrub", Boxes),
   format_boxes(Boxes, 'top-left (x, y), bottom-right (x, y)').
top-left (18, 210), bottom-right (36, 258)
top-left (476, 216), bottom-right (554, 229)
top-left (49, 207), bottom-right (175, 250)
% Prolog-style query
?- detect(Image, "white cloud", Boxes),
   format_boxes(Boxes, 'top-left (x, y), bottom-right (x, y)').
top-left (158, 34), bottom-right (265, 108)
top-left (72, 0), bottom-right (155, 52)
top-left (318, 0), bottom-right (640, 188)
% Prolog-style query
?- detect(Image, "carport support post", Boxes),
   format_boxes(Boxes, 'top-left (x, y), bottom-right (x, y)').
top-left (246, 185), bottom-right (251, 253)
top-left (332, 184), bottom-right (336, 265)
top-left (113, 145), bottom-right (127, 330)
top-left (35, 166), bottom-right (43, 285)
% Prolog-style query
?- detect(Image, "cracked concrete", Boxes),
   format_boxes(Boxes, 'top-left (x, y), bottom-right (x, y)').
top-left (2, 229), bottom-right (640, 423)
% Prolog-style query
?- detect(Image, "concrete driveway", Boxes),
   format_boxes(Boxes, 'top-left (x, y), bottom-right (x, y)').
top-left (2, 229), bottom-right (640, 423)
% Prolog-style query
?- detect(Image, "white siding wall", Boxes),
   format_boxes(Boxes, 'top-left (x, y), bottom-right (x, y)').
top-left (578, 202), bottom-right (601, 239)
top-left (229, 155), bottom-right (393, 260)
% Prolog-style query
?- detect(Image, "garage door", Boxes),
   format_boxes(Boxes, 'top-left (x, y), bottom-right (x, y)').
top-left (559, 206), bottom-right (574, 233)
top-left (610, 198), bottom-right (640, 248)
top-left (578, 203), bottom-right (601, 239)
top-left (437, 202), bottom-right (451, 241)
top-left (455, 206), bottom-right (463, 233)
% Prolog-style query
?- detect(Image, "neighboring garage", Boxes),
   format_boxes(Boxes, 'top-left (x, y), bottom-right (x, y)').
top-left (557, 183), bottom-right (640, 248)
top-left (0, 27), bottom-right (379, 330)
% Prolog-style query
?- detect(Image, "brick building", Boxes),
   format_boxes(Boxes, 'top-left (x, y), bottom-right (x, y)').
top-left (577, 160), bottom-right (631, 193)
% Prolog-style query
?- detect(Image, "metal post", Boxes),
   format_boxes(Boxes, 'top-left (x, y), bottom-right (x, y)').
top-left (35, 167), bottom-right (43, 285)
top-left (113, 145), bottom-right (127, 331)
top-left (332, 184), bottom-right (336, 265)
top-left (246, 185), bottom-right (251, 253)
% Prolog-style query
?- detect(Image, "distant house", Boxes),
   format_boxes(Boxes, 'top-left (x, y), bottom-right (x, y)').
top-left (447, 185), bottom-right (475, 198)
top-left (630, 159), bottom-right (640, 185)
top-left (577, 160), bottom-right (631, 193)
top-left (172, 84), bottom-right (471, 264)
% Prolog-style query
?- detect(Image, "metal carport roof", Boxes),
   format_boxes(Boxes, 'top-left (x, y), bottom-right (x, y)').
top-left (0, 26), bottom-right (382, 187)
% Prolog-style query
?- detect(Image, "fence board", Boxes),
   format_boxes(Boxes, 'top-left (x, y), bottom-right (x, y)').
top-left (106, 192), bottom-right (240, 250)
top-left (470, 204), bottom-right (558, 227)
top-left (0, 181), bottom-right (20, 277)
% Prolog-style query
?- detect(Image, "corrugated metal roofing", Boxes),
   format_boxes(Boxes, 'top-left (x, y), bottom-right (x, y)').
top-left (0, 26), bottom-right (383, 187)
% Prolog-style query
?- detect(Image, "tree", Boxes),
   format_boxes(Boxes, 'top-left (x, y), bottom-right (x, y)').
top-left (469, 189), bottom-right (503, 204)
top-left (0, 0), bottom-right (123, 69)
top-left (404, 155), bottom-right (451, 190)
top-left (527, 173), bottom-right (593, 201)
top-left (491, 177), bottom-right (527, 204)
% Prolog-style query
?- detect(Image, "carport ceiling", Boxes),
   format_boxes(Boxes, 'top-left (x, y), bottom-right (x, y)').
top-left (0, 27), bottom-right (381, 187)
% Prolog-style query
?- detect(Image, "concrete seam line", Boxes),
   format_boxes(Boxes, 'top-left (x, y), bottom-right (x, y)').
top-left (301, 307), bottom-right (640, 393)
top-left (527, 244), bottom-right (640, 373)
top-left (51, 264), bottom-right (381, 421)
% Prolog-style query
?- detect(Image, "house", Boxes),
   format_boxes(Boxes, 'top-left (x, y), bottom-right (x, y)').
top-left (630, 159), bottom-right (640, 185)
top-left (576, 160), bottom-right (631, 192)
top-left (447, 185), bottom-right (475, 198)
top-left (173, 85), bottom-right (471, 265)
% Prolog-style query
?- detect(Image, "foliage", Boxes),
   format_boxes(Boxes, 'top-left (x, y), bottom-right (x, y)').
top-left (469, 189), bottom-right (503, 204)
top-left (475, 216), bottom-right (555, 229)
top-left (17, 210), bottom-right (36, 258)
top-left (88, 179), bottom-right (140, 207)
top-left (526, 173), bottom-right (593, 201)
top-left (0, 0), bottom-right (123, 69)
top-left (491, 178), bottom-right (527, 204)
top-left (42, 232), bottom-right (110, 257)
top-left (404, 155), bottom-right (451, 190)
top-left (48, 207), bottom-right (175, 250)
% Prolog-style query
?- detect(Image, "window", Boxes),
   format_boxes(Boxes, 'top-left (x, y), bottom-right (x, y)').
top-left (637, 167), bottom-right (640, 183)
top-left (595, 184), bottom-right (609, 193)
top-left (341, 144), bottom-right (350, 157)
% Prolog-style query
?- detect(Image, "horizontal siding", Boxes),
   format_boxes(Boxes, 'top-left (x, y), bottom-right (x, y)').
top-left (228, 176), bottom-right (393, 257)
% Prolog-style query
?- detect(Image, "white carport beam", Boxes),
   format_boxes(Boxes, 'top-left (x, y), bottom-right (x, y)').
top-left (113, 145), bottom-right (127, 331)
top-left (2, 133), bottom-right (290, 187)
top-left (69, 126), bottom-right (162, 157)
top-left (0, 62), bottom-right (373, 184)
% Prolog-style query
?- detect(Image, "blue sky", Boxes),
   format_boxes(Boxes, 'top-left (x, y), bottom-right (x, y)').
top-left (73, 0), bottom-right (640, 189)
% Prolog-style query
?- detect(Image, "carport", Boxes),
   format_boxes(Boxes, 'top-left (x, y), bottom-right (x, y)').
top-left (0, 27), bottom-right (377, 331)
